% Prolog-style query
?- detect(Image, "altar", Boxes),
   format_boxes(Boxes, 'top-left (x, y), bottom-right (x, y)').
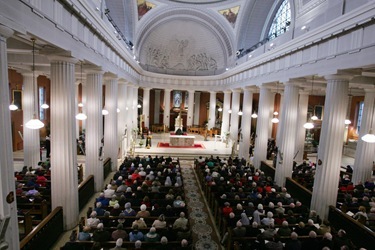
top-left (170, 135), bottom-right (195, 147)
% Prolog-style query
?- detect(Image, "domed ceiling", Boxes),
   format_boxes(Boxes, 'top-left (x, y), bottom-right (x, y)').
top-left (105, 0), bottom-right (276, 76)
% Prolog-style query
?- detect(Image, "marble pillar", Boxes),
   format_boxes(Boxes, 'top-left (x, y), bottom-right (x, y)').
top-left (50, 56), bottom-right (79, 229)
top-left (193, 92), bottom-right (201, 126)
top-left (230, 89), bottom-right (241, 143)
top-left (154, 90), bottom-right (161, 124)
top-left (275, 93), bottom-right (284, 145)
top-left (221, 90), bottom-right (231, 136)
top-left (352, 88), bottom-right (375, 184)
top-left (208, 91), bottom-right (216, 129)
top-left (117, 81), bottom-right (127, 160)
top-left (187, 90), bottom-right (195, 127)
top-left (85, 70), bottom-right (104, 192)
top-left (274, 82), bottom-right (299, 187)
top-left (311, 75), bottom-right (350, 220)
top-left (253, 86), bottom-right (273, 169)
top-left (104, 76), bottom-right (118, 171)
top-left (294, 92), bottom-right (309, 163)
top-left (132, 86), bottom-right (139, 132)
top-left (0, 24), bottom-right (19, 250)
top-left (239, 87), bottom-right (253, 160)
top-left (142, 87), bottom-right (150, 128)
top-left (164, 89), bottom-right (171, 130)
top-left (22, 72), bottom-right (40, 167)
top-left (125, 84), bottom-right (133, 142)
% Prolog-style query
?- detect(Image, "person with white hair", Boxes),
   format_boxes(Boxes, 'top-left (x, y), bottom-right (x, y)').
top-left (134, 240), bottom-right (142, 249)
top-left (87, 211), bottom-right (100, 228)
top-left (173, 212), bottom-right (188, 230)
top-left (277, 221), bottom-right (292, 236)
top-left (319, 232), bottom-right (334, 249)
top-left (160, 236), bottom-right (168, 245)
top-left (92, 223), bottom-right (110, 242)
top-left (109, 238), bottom-right (127, 250)
top-left (285, 232), bottom-right (302, 250)
top-left (253, 203), bottom-right (264, 224)
top-left (232, 221), bottom-right (246, 237)
top-left (164, 176), bottom-right (173, 187)
top-left (104, 183), bottom-right (116, 198)
top-left (261, 211), bottom-right (275, 226)
top-left (136, 204), bottom-right (150, 218)
top-left (145, 227), bottom-right (160, 242)
top-left (302, 231), bottom-right (320, 250)
top-left (94, 202), bottom-right (105, 216)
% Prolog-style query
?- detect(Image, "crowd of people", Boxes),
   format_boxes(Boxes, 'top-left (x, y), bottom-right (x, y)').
top-left (195, 155), bottom-right (366, 250)
top-left (63, 155), bottom-right (192, 249)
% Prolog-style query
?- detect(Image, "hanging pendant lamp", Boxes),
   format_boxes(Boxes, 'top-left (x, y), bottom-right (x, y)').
top-left (25, 38), bottom-right (44, 130)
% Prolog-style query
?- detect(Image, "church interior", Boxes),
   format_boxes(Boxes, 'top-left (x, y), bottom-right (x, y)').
top-left (1, 0), bottom-right (375, 249)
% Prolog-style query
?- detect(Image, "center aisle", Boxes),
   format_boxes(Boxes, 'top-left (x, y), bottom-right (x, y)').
top-left (180, 160), bottom-right (223, 250)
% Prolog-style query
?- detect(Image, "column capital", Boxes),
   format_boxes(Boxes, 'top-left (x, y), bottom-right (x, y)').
top-left (242, 86), bottom-right (255, 92)
top-left (188, 89), bottom-right (195, 94)
top-left (299, 90), bottom-right (310, 95)
top-left (85, 68), bottom-right (105, 75)
top-left (0, 25), bottom-right (14, 39)
top-left (164, 89), bottom-right (172, 93)
top-left (142, 87), bottom-right (151, 91)
top-left (223, 90), bottom-right (232, 94)
top-left (364, 88), bottom-right (375, 93)
top-left (49, 55), bottom-right (79, 64)
top-left (118, 79), bottom-right (127, 85)
top-left (103, 72), bottom-right (118, 81)
top-left (209, 91), bottom-right (217, 94)
top-left (324, 74), bottom-right (353, 82)
top-left (231, 88), bottom-right (242, 93)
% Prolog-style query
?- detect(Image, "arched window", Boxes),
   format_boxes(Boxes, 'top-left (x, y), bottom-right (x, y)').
top-left (268, 0), bottom-right (291, 41)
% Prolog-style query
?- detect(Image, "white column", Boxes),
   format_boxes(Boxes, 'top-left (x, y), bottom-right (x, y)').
top-left (85, 70), bottom-right (104, 192)
top-left (104, 76), bottom-right (118, 171)
top-left (274, 82), bottom-right (299, 187)
top-left (125, 84), bottom-right (133, 141)
top-left (50, 56), bottom-right (79, 229)
top-left (230, 89), bottom-right (241, 142)
top-left (154, 90), bottom-right (161, 124)
top-left (253, 86), bottom-right (273, 168)
top-left (294, 92), bottom-right (309, 163)
top-left (164, 89), bottom-right (171, 130)
top-left (75, 82), bottom-right (80, 139)
top-left (187, 90), bottom-right (195, 127)
top-left (221, 90), bottom-right (231, 136)
top-left (352, 88), bottom-right (375, 184)
top-left (275, 93), bottom-right (284, 145)
top-left (239, 87), bottom-right (253, 160)
top-left (269, 92), bottom-right (276, 139)
top-left (208, 91), bottom-right (216, 129)
top-left (142, 87), bottom-right (151, 128)
top-left (193, 92), bottom-right (201, 126)
top-left (132, 86), bottom-right (139, 131)
top-left (81, 83), bottom-right (87, 132)
top-left (22, 72), bottom-right (40, 167)
top-left (118, 81), bottom-right (127, 160)
top-left (311, 75), bottom-right (350, 220)
top-left (0, 25), bottom-right (19, 250)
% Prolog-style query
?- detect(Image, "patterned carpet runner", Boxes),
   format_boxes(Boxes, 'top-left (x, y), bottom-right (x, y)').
top-left (180, 160), bottom-right (221, 249)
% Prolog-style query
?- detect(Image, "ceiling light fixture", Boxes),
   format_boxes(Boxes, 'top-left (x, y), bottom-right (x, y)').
top-left (25, 38), bottom-right (44, 130)
top-left (345, 88), bottom-right (352, 125)
top-left (76, 62), bottom-right (87, 120)
top-left (361, 87), bottom-right (375, 143)
top-left (9, 101), bottom-right (18, 111)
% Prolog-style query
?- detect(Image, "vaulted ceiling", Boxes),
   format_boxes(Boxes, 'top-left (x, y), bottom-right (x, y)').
top-left (105, 0), bottom-right (277, 76)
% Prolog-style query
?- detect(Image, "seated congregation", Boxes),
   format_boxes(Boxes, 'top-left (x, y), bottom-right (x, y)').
top-left (194, 155), bottom-right (370, 250)
top-left (62, 155), bottom-right (192, 250)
